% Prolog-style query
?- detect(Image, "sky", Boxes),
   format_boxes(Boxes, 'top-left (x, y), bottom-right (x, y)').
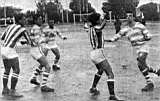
top-left (0, 0), bottom-right (159, 13)
top-left (0, 0), bottom-right (106, 13)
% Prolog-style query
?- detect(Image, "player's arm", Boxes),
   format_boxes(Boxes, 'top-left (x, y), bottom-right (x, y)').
top-left (56, 29), bottom-right (67, 40)
top-left (134, 24), bottom-right (152, 41)
top-left (105, 27), bottom-right (129, 42)
top-left (94, 19), bottom-right (107, 30)
top-left (141, 27), bottom-right (152, 41)
top-left (23, 30), bottom-right (34, 46)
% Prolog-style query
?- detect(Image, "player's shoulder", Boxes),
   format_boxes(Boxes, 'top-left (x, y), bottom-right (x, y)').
top-left (32, 24), bottom-right (40, 29)
top-left (42, 25), bottom-right (51, 32)
top-left (134, 22), bottom-right (145, 29)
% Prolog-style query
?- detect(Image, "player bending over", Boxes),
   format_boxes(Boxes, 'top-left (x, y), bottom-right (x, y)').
top-left (106, 15), bottom-right (160, 92)
top-left (29, 17), bottom-right (54, 92)
top-left (85, 12), bottom-right (124, 101)
top-left (1, 16), bottom-right (33, 97)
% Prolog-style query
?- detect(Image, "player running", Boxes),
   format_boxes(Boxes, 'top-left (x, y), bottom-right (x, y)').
top-left (85, 12), bottom-right (123, 101)
top-left (1, 16), bottom-right (32, 97)
top-left (42, 20), bottom-right (67, 71)
top-left (29, 17), bottom-right (54, 92)
top-left (105, 15), bottom-right (160, 92)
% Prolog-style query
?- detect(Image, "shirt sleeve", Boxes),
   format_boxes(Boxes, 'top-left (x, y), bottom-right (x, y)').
top-left (23, 29), bottom-right (33, 45)
top-left (111, 27), bottom-right (130, 41)
top-left (1, 26), bottom-right (9, 40)
top-left (55, 27), bottom-right (64, 39)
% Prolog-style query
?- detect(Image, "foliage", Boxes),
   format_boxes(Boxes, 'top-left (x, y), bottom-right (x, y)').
top-left (0, 6), bottom-right (22, 18)
top-left (69, 0), bottom-right (94, 14)
top-left (102, 0), bottom-right (138, 19)
top-left (140, 3), bottom-right (160, 21)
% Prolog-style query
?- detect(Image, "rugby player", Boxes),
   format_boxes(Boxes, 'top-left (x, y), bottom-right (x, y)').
top-left (1, 16), bottom-right (32, 97)
top-left (105, 15), bottom-right (160, 92)
top-left (42, 20), bottom-right (67, 71)
top-left (85, 12), bottom-right (123, 101)
top-left (29, 17), bottom-right (54, 92)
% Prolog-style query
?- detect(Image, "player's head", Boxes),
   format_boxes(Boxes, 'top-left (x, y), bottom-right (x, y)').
top-left (127, 14), bottom-right (135, 25)
top-left (88, 12), bottom-right (101, 26)
top-left (48, 20), bottom-right (54, 29)
top-left (15, 15), bottom-right (26, 26)
top-left (36, 16), bottom-right (43, 26)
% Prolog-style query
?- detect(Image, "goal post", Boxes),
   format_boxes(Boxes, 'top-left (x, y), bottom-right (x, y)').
top-left (0, 17), bottom-right (15, 27)
top-left (73, 13), bottom-right (92, 25)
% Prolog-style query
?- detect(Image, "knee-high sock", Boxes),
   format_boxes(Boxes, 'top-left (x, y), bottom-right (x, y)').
top-left (139, 66), bottom-right (152, 84)
top-left (148, 67), bottom-right (160, 75)
top-left (107, 79), bottom-right (115, 96)
top-left (3, 73), bottom-right (9, 88)
top-left (32, 67), bottom-right (42, 79)
top-left (11, 73), bottom-right (19, 90)
top-left (41, 72), bottom-right (49, 87)
top-left (92, 73), bottom-right (102, 88)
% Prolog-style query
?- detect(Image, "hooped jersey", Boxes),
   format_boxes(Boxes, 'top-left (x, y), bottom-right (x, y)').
top-left (30, 24), bottom-right (47, 46)
top-left (112, 22), bottom-right (151, 46)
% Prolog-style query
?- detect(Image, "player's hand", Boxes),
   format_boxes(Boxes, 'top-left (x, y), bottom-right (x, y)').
top-left (63, 37), bottom-right (67, 40)
top-left (104, 39), bottom-right (113, 42)
top-left (20, 40), bottom-right (27, 45)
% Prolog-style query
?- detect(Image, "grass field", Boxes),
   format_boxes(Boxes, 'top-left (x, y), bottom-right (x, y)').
top-left (0, 22), bottom-right (160, 101)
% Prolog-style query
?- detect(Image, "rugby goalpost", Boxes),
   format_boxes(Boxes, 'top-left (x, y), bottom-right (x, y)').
top-left (73, 11), bottom-right (113, 24)
top-left (136, 0), bottom-right (160, 16)
top-left (73, 13), bottom-right (90, 25)
top-left (0, 17), bottom-right (15, 27)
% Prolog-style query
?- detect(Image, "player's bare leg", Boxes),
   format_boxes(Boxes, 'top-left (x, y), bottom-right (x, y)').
top-left (37, 56), bottom-right (54, 92)
top-left (30, 50), bottom-right (48, 85)
top-left (102, 60), bottom-right (123, 101)
top-left (2, 59), bottom-right (11, 96)
top-left (137, 52), bottom-right (154, 91)
top-left (9, 57), bottom-right (23, 97)
top-left (51, 48), bottom-right (60, 71)
top-left (90, 64), bottom-right (103, 96)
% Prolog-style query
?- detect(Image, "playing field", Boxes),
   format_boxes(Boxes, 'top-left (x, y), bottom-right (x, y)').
top-left (0, 22), bottom-right (160, 101)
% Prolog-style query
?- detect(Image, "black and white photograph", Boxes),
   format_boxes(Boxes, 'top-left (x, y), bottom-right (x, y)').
top-left (0, 0), bottom-right (160, 101)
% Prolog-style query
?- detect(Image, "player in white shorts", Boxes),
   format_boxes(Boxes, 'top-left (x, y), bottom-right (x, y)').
top-left (85, 12), bottom-right (123, 101)
top-left (1, 16), bottom-right (32, 97)
top-left (42, 20), bottom-right (67, 71)
top-left (106, 15), bottom-right (160, 92)
top-left (29, 17), bottom-right (54, 92)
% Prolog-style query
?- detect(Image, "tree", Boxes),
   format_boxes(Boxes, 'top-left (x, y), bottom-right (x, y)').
top-left (102, 0), bottom-right (139, 18)
top-left (0, 6), bottom-right (22, 18)
top-left (140, 3), bottom-right (159, 20)
top-left (69, 0), bottom-right (94, 14)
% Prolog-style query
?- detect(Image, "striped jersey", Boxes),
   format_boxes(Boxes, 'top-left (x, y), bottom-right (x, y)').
top-left (1, 24), bottom-right (32, 48)
top-left (89, 26), bottom-right (104, 49)
top-left (112, 22), bottom-right (151, 46)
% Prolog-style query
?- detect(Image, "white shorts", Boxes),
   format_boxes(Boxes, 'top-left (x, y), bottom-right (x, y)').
top-left (46, 43), bottom-right (58, 49)
top-left (90, 48), bottom-right (106, 64)
top-left (1, 46), bottom-right (18, 59)
top-left (134, 44), bottom-right (149, 54)
top-left (30, 47), bottom-right (44, 60)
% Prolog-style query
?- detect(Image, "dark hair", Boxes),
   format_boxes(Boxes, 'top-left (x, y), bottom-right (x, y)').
top-left (88, 12), bottom-right (101, 26)
top-left (15, 14), bottom-right (25, 24)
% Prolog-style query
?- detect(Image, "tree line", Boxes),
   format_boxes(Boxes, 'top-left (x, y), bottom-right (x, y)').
top-left (0, 0), bottom-right (159, 25)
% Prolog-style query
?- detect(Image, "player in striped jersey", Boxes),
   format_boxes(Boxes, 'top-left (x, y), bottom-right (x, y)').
top-left (106, 15), bottom-right (160, 92)
top-left (42, 20), bottom-right (67, 71)
top-left (29, 17), bottom-right (54, 92)
top-left (85, 12), bottom-right (123, 101)
top-left (1, 16), bottom-right (32, 97)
